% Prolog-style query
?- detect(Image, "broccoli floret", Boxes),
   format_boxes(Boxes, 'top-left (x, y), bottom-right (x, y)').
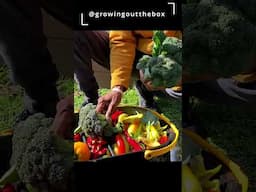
top-left (151, 56), bottom-right (182, 87)
top-left (214, 0), bottom-right (256, 24)
top-left (137, 55), bottom-right (182, 88)
top-left (76, 104), bottom-right (122, 137)
top-left (136, 55), bottom-right (152, 70)
top-left (183, 0), bottom-right (256, 78)
top-left (162, 36), bottom-right (183, 65)
top-left (136, 31), bottom-right (182, 88)
top-left (10, 113), bottom-right (73, 192)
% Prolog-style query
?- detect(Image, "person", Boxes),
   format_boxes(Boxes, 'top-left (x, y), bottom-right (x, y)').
top-left (0, 0), bottom-right (72, 122)
top-left (74, 30), bottom-right (182, 120)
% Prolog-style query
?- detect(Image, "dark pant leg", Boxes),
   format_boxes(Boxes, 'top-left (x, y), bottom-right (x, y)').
top-left (40, 0), bottom-right (73, 28)
top-left (0, 0), bottom-right (59, 116)
top-left (73, 31), bottom-right (109, 102)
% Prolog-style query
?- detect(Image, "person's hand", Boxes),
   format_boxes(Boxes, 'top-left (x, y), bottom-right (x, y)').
top-left (96, 90), bottom-right (123, 121)
top-left (51, 94), bottom-right (75, 140)
top-left (139, 70), bottom-right (165, 91)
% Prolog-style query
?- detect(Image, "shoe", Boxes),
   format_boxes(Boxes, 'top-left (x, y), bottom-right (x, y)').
top-left (164, 88), bottom-right (182, 99)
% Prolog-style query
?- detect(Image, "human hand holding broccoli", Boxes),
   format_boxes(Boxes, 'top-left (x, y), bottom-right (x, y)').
top-left (136, 31), bottom-right (182, 90)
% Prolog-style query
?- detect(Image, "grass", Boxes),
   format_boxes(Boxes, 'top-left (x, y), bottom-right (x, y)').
top-left (0, 64), bottom-right (73, 132)
top-left (0, 65), bottom-right (22, 131)
top-left (190, 100), bottom-right (256, 192)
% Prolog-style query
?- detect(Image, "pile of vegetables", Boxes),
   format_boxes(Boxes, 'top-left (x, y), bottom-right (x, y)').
top-left (73, 104), bottom-right (175, 161)
top-left (183, 0), bottom-right (256, 78)
top-left (136, 31), bottom-right (182, 88)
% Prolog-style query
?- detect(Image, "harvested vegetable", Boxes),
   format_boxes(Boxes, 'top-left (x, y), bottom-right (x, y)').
top-left (73, 106), bottom-right (175, 160)
top-left (189, 154), bottom-right (222, 192)
top-left (183, 0), bottom-right (256, 78)
top-left (182, 164), bottom-right (203, 192)
top-left (74, 103), bottom-right (122, 137)
top-left (113, 134), bottom-right (130, 155)
top-left (124, 131), bottom-right (144, 152)
top-left (136, 30), bottom-right (182, 88)
top-left (86, 136), bottom-right (108, 159)
top-left (110, 110), bottom-right (124, 126)
top-left (74, 142), bottom-right (90, 161)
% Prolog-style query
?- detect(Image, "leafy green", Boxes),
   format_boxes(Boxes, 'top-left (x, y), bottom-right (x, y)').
top-left (152, 31), bottom-right (167, 57)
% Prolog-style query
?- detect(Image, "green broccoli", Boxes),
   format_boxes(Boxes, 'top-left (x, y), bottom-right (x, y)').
top-left (183, 0), bottom-right (256, 78)
top-left (214, 0), bottom-right (256, 24)
top-left (162, 36), bottom-right (183, 65)
top-left (75, 103), bottom-right (122, 137)
top-left (136, 31), bottom-right (182, 88)
top-left (10, 113), bottom-right (73, 192)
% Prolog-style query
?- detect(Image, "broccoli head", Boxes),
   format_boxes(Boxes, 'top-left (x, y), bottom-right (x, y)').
top-left (10, 113), bottom-right (73, 192)
top-left (137, 55), bottom-right (182, 88)
top-left (136, 31), bottom-right (182, 88)
top-left (75, 103), bottom-right (122, 137)
top-left (183, 0), bottom-right (256, 78)
top-left (214, 0), bottom-right (256, 24)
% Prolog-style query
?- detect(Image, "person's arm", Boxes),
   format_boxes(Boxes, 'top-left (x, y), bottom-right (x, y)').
top-left (96, 31), bottom-right (137, 120)
top-left (109, 31), bottom-right (137, 89)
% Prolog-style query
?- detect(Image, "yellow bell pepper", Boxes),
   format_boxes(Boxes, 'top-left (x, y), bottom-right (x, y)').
top-left (74, 142), bottom-right (90, 161)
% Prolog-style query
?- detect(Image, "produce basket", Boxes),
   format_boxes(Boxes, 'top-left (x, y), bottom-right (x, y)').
top-left (183, 129), bottom-right (248, 192)
top-left (74, 105), bottom-right (179, 162)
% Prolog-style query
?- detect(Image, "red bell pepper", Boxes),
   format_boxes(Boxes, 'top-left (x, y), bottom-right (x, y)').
top-left (113, 134), bottom-right (130, 155)
top-left (159, 135), bottom-right (168, 144)
top-left (73, 134), bottom-right (81, 142)
top-left (111, 110), bottom-right (123, 125)
top-left (124, 131), bottom-right (143, 152)
top-left (1, 184), bottom-right (16, 192)
top-left (86, 136), bottom-right (108, 159)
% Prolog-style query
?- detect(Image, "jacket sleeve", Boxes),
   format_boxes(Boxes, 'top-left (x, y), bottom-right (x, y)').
top-left (109, 31), bottom-right (137, 89)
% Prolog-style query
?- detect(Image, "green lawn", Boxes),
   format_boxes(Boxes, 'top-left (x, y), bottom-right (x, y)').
top-left (0, 65), bottom-right (22, 131)
top-left (0, 64), bottom-right (73, 131)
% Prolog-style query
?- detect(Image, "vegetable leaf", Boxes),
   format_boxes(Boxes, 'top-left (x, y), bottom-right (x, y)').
top-left (152, 31), bottom-right (167, 57)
